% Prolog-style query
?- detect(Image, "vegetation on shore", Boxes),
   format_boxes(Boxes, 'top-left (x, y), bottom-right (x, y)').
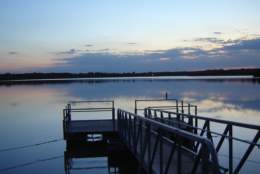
top-left (0, 68), bottom-right (260, 81)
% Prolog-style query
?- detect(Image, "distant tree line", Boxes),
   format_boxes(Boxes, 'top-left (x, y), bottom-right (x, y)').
top-left (0, 68), bottom-right (260, 81)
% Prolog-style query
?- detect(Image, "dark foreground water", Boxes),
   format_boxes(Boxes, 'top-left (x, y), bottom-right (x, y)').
top-left (0, 77), bottom-right (260, 174)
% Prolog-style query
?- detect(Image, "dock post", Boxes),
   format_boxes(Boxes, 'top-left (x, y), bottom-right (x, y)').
top-left (228, 124), bottom-right (233, 174)
top-left (195, 106), bottom-right (198, 135)
top-left (176, 101), bottom-right (180, 128)
top-left (68, 104), bottom-right (71, 121)
top-left (134, 100), bottom-right (137, 114)
top-left (112, 101), bottom-right (115, 131)
top-left (201, 144), bottom-right (210, 174)
top-left (181, 100), bottom-right (184, 121)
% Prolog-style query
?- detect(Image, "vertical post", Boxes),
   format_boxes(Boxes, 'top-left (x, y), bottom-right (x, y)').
top-left (128, 114), bottom-right (132, 147)
top-left (176, 101), bottom-right (180, 128)
top-left (188, 103), bottom-right (191, 115)
top-left (160, 111), bottom-right (164, 123)
top-left (135, 100), bottom-right (137, 114)
top-left (201, 144), bottom-right (209, 174)
top-left (68, 104), bottom-right (71, 121)
top-left (228, 124), bottom-right (233, 174)
top-left (147, 123), bottom-right (152, 173)
top-left (140, 120), bottom-right (143, 155)
top-left (122, 112), bottom-right (125, 138)
top-left (176, 100), bottom-right (178, 113)
top-left (177, 136), bottom-right (182, 174)
top-left (154, 110), bottom-right (157, 119)
top-left (181, 100), bottom-right (184, 121)
top-left (63, 109), bottom-right (66, 139)
top-left (117, 110), bottom-right (121, 136)
top-left (195, 106), bottom-right (198, 135)
top-left (125, 113), bottom-right (127, 140)
top-left (133, 117), bottom-right (137, 153)
top-left (148, 109), bottom-right (152, 119)
top-left (159, 129), bottom-right (164, 174)
top-left (144, 108), bottom-right (147, 118)
top-left (188, 103), bottom-right (192, 125)
top-left (165, 92), bottom-right (168, 100)
top-left (112, 101), bottom-right (115, 131)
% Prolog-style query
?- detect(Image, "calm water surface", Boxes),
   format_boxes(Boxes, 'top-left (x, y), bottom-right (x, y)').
top-left (0, 77), bottom-right (260, 173)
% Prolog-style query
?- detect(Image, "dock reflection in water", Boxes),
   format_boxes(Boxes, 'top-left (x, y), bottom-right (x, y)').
top-left (64, 137), bottom-right (142, 174)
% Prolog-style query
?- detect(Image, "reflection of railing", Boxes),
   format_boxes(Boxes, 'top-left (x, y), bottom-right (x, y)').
top-left (118, 109), bottom-right (221, 174)
top-left (63, 100), bottom-right (115, 136)
top-left (145, 108), bottom-right (260, 174)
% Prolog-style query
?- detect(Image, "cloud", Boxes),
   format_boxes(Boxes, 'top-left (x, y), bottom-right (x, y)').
top-left (194, 37), bottom-right (225, 44)
top-left (214, 32), bottom-right (222, 35)
top-left (56, 49), bottom-right (77, 55)
top-left (224, 38), bottom-right (260, 50)
top-left (127, 42), bottom-right (137, 45)
top-left (193, 37), bottom-right (244, 46)
top-left (85, 44), bottom-right (93, 47)
top-left (8, 51), bottom-right (19, 55)
top-left (159, 57), bottom-right (171, 61)
top-left (41, 37), bottom-right (260, 72)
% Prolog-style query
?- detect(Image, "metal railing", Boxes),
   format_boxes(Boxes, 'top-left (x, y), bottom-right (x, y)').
top-left (118, 109), bottom-right (221, 174)
top-left (144, 108), bottom-right (260, 174)
top-left (63, 100), bottom-right (115, 134)
top-left (134, 98), bottom-right (197, 116)
top-left (135, 99), bottom-right (199, 135)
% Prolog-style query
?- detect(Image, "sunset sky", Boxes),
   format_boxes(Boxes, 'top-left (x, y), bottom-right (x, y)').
top-left (0, 0), bottom-right (260, 73)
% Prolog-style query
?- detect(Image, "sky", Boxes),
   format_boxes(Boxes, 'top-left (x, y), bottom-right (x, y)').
top-left (0, 0), bottom-right (260, 73)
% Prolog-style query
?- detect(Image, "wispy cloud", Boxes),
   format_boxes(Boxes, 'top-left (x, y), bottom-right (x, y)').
top-left (56, 49), bottom-right (77, 55)
top-left (193, 37), bottom-right (243, 47)
top-left (213, 32), bottom-right (222, 35)
top-left (194, 37), bottom-right (226, 44)
top-left (8, 51), bottom-right (19, 55)
top-left (159, 57), bottom-right (171, 61)
top-left (127, 42), bottom-right (137, 45)
top-left (85, 44), bottom-right (94, 47)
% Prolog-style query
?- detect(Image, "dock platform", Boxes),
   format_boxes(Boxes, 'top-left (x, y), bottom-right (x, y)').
top-left (62, 99), bottom-right (260, 174)
top-left (66, 119), bottom-right (116, 133)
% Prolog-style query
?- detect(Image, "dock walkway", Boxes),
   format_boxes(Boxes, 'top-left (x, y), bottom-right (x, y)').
top-left (62, 99), bottom-right (260, 174)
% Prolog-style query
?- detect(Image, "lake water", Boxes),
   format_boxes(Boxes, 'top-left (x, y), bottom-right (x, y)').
top-left (0, 77), bottom-right (260, 174)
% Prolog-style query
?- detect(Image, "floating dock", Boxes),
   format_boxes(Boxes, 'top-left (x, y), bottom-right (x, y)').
top-left (63, 99), bottom-right (260, 174)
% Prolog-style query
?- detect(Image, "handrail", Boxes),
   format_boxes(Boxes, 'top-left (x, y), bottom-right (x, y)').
top-left (63, 101), bottom-right (115, 120)
top-left (62, 100), bottom-right (116, 134)
top-left (68, 100), bottom-right (114, 103)
top-left (146, 108), bottom-right (260, 130)
top-left (135, 105), bottom-right (197, 111)
top-left (68, 100), bottom-right (114, 107)
top-left (145, 108), bottom-right (260, 174)
top-left (134, 98), bottom-right (197, 115)
top-left (117, 109), bottom-right (221, 174)
top-left (63, 108), bottom-right (113, 112)
top-left (151, 116), bottom-right (260, 147)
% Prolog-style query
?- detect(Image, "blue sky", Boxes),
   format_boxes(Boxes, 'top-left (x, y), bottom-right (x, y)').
top-left (0, 0), bottom-right (260, 72)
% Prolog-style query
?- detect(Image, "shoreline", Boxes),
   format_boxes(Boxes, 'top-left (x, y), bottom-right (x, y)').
top-left (0, 75), bottom-right (256, 82)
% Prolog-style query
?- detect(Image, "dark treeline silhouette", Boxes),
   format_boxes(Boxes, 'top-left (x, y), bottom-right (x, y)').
top-left (0, 68), bottom-right (260, 81)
